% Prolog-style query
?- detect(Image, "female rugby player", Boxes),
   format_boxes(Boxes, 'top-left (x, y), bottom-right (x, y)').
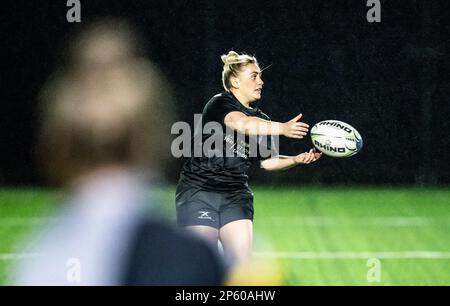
top-left (176, 51), bottom-right (322, 264)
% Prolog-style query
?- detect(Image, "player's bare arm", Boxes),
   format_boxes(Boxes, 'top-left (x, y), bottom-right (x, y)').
top-left (260, 149), bottom-right (322, 171)
top-left (224, 111), bottom-right (309, 139)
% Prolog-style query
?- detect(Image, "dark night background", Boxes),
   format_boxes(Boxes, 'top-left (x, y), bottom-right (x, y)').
top-left (1, 0), bottom-right (450, 186)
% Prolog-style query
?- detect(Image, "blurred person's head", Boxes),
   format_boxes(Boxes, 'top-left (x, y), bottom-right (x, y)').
top-left (66, 18), bottom-right (144, 69)
top-left (37, 20), bottom-right (173, 186)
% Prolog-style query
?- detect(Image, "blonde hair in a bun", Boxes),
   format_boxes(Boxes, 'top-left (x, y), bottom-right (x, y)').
top-left (221, 51), bottom-right (257, 91)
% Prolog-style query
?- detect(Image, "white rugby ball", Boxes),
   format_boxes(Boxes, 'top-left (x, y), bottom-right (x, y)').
top-left (310, 120), bottom-right (363, 158)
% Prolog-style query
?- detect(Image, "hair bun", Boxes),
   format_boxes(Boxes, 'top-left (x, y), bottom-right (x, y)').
top-left (220, 51), bottom-right (257, 91)
top-left (221, 51), bottom-right (240, 66)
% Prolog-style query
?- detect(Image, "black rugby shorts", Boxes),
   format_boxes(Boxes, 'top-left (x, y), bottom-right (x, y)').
top-left (175, 183), bottom-right (254, 229)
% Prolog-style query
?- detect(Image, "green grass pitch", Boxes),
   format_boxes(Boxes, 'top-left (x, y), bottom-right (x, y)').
top-left (1, 186), bottom-right (449, 285)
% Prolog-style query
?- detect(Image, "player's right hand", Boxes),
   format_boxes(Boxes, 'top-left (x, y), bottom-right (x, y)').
top-left (282, 113), bottom-right (309, 139)
top-left (294, 148), bottom-right (322, 164)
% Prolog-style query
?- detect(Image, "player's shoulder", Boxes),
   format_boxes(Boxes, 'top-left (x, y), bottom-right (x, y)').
top-left (206, 92), bottom-right (236, 106)
top-left (203, 92), bottom-right (239, 113)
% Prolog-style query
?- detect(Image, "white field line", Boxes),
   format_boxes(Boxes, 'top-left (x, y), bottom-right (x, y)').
top-left (257, 216), bottom-right (442, 227)
top-left (254, 251), bottom-right (450, 260)
top-left (0, 216), bottom-right (442, 227)
top-left (0, 253), bottom-right (42, 261)
top-left (0, 217), bottom-right (58, 226)
top-left (2, 251), bottom-right (450, 261)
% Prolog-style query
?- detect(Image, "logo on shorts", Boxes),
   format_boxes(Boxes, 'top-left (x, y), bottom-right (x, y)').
top-left (198, 211), bottom-right (214, 221)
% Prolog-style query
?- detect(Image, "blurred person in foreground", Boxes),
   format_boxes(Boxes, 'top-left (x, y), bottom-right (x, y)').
top-left (11, 19), bottom-right (225, 286)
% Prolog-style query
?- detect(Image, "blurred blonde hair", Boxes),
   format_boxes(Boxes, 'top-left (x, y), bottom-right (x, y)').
top-left (66, 18), bottom-right (143, 69)
top-left (221, 51), bottom-right (258, 92)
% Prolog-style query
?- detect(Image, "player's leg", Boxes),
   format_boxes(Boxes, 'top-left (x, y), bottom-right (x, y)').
top-left (218, 190), bottom-right (254, 264)
top-left (219, 219), bottom-right (253, 264)
top-left (185, 225), bottom-right (219, 247)
top-left (176, 184), bottom-right (221, 249)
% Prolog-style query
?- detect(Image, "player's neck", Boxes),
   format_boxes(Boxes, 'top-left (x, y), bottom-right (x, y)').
top-left (230, 90), bottom-right (253, 109)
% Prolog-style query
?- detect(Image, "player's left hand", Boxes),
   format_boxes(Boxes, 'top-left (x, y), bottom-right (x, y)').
top-left (294, 148), bottom-right (322, 164)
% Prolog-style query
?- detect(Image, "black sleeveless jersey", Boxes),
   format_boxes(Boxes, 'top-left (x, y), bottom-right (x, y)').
top-left (178, 92), bottom-right (275, 192)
